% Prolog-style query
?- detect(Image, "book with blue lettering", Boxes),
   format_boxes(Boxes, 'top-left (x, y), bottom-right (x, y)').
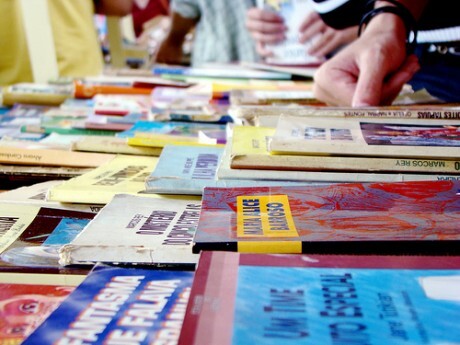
top-left (144, 145), bottom-right (308, 195)
top-left (193, 180), bottom-right (460, 255)
top-left (179, 251), bottom-right (460, 345)
top-left (60, 194), bottom-right (201, 267)
top-left (23, 264), bottom-right (194, 345)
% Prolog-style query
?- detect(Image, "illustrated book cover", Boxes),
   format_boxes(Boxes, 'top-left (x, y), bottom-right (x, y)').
top-left (0, 203), bottom-right (95, 269)
top-left (59, 194), bottom-right (201, 267)
top-left (193, 180), bottom-right (460, 255)
top-left (270, 115), bottom-right (460, 159)
top-left (46, 155), bottom-right (158, 204)
top-left (22, 264), bottom-right (194, 345)
top-left (179, 251), bottom-right (460, 345)
top-left (231, 126), bottom-right (460, 174)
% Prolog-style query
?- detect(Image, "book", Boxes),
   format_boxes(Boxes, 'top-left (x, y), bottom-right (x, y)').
top-left (46, 155), bottom-right (158, 204)
top-left (179, 251), bottom-right (460, 345)
top-left (231, 126), bottom-right (460, 174)
top-left (270, 115), bottom-right (460, 159)
top-left (226, 126), bottom-right (460, 182)
top-left (193, 180), bottom-right (460, 255)
top-left (59, 194), bottom-right (201, 266)
top-left (230, 89), bottom-right (319, 106)
top-left (0, 276), bottom-right (77, 344)
top-left (144, 145), bottom-right (307, 195)
top-left (256, 0), bottom-right (323, 66)
top-left (0, 203), bottom-right (95, 269)
top-left (22, 264), bottom-right (194, 345)
top-left (0, 180), bottom-right (103, 213)
top-left (72, 136), bottom-right (162, 156)
top-left (1, 83), bottom-right (72, 106)
top-left (229, 105), bottom-right (460, 127)
top-left (0, 146), bottom-right (115, 168)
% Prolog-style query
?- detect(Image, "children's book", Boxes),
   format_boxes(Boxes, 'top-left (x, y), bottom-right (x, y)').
top-left (256, 0), bottom-right (324, 66)
top-left (46, 155), bottom-right (158, 204)
top-left (22, 264), bottom-right (194, 345)
top-left (0, 277), bottom-right (76, 344)
top-left (0, 203), bottom-right (95, 269)
top-left (179, 251), bottom-right (460, 345)
top-left (231, 126), bottom-right (460, 174)
top-left (60, 194), bottom-right (201, 266)
top-left (270, 115), bottom-right (460, 159)
top-left (193, 180), bottom-right (460, 255)
top-left (144, 145), bottom-right (307, 195)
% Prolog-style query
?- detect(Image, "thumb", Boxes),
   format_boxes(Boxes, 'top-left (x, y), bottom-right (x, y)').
top-left (352, 54), bottom-right (387, 107)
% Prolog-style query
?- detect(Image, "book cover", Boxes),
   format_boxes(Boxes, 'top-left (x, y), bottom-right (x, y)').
top-left (193, 180), bottom-right (460, 255)
top-left (60, 194), bottom-right (201, 266)
top-left (270, 115), bottom-right (460, 159)
top-left (231, 126), bottom-right (460, 174)
top-left (257, 0), bottom-right (324, 65)
top-left (0, 146), bottom-right (115, 168)
top-left (0, 203), bottom-right (95, 269)
top-left (46, 155), bottom-right (158, 204)
top-left (230, 89), bottom-right (318, 106)
top-left (72, 136), bottom-right (162, 156)
top-left (22, 264), bottom-right (194, 345)
top-left (179, 251), bottom-right (460, 345)
top-left (145, 145), bottom-right (305, 195)
top-left (0, 279), bottom-right (75, 345)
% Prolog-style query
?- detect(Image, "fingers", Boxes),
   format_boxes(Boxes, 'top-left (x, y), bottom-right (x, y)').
top-left (299, 18), bottom-right (326, 44)
top-left (381, 54), bottom-right (420, 104)
top-left (298, 11), bottom-right (321, 32)
top-left (307, 29), bottom-right (340, 57)
top-left (246, 7), bottom-right (286, 44)
top-left (256, 41), bottom-right (274, 58)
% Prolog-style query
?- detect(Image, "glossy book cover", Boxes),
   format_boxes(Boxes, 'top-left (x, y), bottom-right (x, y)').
top-left (179, 252), bottom-right (460, 345)
top-left (193, 180), bottom-right (460, 254)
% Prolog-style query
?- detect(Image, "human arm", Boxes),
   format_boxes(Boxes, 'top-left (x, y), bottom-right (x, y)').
top-left (313, 0), bottom-right (428, 106)
top-left (94, 0), bottom-right (133, 16)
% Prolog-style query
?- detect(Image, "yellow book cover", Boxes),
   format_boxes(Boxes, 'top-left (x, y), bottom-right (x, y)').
top-left (46, 155), bottom-right (158, 204)
top-left (127, 135), bottom-right (225, 149)
top-left (0, 146), bottom-right (115, 167)
top-left (72, 136), bottom-right (162, 156)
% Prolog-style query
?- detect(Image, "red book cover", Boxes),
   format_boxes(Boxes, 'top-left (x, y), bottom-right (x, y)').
top-left (193, 180), bottom-right (460, 255)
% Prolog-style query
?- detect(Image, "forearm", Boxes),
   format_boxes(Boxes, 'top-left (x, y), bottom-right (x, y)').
top-left (94, 0), bottom-right (133, 16)
top-left (164, 12), bottom-right (198, 46)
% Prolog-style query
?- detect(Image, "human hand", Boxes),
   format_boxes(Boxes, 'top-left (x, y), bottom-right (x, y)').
top-left (299, 12), bottom-right (358, 58)
top-left (313, 14), bottom-right (420, 106)
top-left (153, 37), bottom-right (184, 65)
top-left (246, 7), bottom-right (287, 58)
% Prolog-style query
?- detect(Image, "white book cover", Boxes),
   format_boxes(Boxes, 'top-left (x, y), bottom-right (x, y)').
top-left (271, 115), bottom-right (460, 159)
top-left (59, 194), bottom-right (201, 266)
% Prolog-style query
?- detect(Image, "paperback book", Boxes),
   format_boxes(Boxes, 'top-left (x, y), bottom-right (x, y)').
top-left (46, 155), bottom-right (158, 204)
top-left (193, 180), bottom-right (460, 255)
top-left (72, 135), bottom-right (162, 156)
top-left (270, 115), bottom-right (460, 159)
top-left (231, 126), bottom-right (460, 174)
top-left (59, 194), bottom-right (201, 267)
top-left (179, 251), bottom-right (460, 345)
top-left (22, 264), bottom-right (194, 345)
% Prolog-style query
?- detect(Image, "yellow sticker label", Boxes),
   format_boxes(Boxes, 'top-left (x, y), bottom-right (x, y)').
top-left (236, 194), bottom-right (298, 238)
top-left (238, 241), bottom-right (302, 253)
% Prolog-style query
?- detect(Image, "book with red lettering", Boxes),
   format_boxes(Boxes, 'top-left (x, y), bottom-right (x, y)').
top-left (179, 251), bottom-right (460, 345)
top-left (193, 180), bottom-right (460, 255)
top-left (22, 264), bottom-right (194, 345)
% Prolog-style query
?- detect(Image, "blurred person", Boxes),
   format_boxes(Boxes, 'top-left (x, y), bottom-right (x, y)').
top-left (154, 0), bottom-right (259, 66)
top-left (132, 0), bottom-right (169, 38)
top-left (0, 0), bottom-right (133, 86)
top-left (245, 5), bottom-right (358, 61)
top-left (312, 0), bottom-right (460, 106)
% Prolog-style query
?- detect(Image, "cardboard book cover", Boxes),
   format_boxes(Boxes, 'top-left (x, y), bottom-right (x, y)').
top-left (193, 180), bottom-right (460, 255)
top-left (72, 136), bottom-right (162, 156)
top-left (0, 203), bottom-right (95, 269)
top-left (59, 194), bottom-right (201, 267)
top-left (22, 264), bottom-right (194, 345)
top-left (229, 89), bottom-right (317, 106)
top-left (46, 155), bottom-right (158, 204)
top-left (270, 115), bottom-right (460, 159)
top-left (179, 251), bottom-right (460, 345)
top-left (231, 126), bottom-right (460, 174)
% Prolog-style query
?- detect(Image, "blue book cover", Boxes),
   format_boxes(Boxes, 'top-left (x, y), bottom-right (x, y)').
top-left (116, 120), bottom-right (226, 138)
top-left (23, 264), bottom-right (194, 344)
top-left (179, 252), bottom-right (460, 345)
top-left (145, 145), bottom-right (308, 195)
